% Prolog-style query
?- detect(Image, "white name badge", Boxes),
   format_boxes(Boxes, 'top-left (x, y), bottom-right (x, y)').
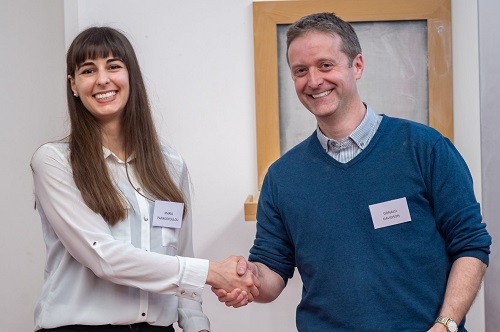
top-left (368, 197), bottom-right (411, 229)
top-left (152, 201), bottom-right (184, 229)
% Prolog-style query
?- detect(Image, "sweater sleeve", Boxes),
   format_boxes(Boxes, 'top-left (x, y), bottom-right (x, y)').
top-left (428, 137), bottom-right (491, 265)
top-left (249, 169), bottom-right (296, 284)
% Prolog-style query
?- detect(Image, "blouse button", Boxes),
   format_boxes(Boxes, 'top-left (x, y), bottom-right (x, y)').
top-left (144, 216), bottom-right (148, 221)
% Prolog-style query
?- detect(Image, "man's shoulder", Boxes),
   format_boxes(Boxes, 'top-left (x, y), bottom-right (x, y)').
top-left (380, 115), bottom-right (443, 142)
top-left (270, 133), bottom-right (318, 169)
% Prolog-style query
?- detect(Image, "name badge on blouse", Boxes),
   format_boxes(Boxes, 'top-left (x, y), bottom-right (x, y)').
top-left (368, 197), bottom-right (411, 229)
top-left (152, 201), bottom-right (184, 228)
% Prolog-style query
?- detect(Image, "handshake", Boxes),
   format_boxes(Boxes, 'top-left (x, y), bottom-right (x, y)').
top-left (206, 256), bottom-right (261, 308)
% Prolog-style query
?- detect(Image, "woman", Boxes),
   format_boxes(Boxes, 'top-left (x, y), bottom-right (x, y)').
top-left (31, 26), bottom-right (258, 332)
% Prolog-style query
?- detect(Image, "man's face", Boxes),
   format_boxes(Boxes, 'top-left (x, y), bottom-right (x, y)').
top-left (287, 31), bottom-right (363, 122)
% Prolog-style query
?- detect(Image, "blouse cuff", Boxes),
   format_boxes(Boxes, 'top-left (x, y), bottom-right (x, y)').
top-left (176, 256), bottom-right (209, 302)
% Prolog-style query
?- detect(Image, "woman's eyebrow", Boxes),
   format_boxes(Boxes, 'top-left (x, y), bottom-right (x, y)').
top-left (76, 61), bottom-right (94, 69)
top-left (76, 58), bottom-right (123, 69)
top-left (107, 57), bottom-right (124, 63)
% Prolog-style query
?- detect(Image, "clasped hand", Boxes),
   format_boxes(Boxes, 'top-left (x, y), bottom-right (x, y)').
top-left (207, 256), bottom-right (258, 308)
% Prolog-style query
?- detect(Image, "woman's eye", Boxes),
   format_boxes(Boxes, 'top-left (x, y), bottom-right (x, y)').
top-left (109, 64), bottom-right (122, 70)
top-left (80, 68), bottom-right (94, 74)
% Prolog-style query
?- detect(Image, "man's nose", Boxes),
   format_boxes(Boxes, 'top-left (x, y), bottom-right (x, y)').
top-left (307, 68), bottom-right (323, 88)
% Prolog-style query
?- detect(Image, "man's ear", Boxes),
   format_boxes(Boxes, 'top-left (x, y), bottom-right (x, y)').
top-left (353, 54), bottom-right (364, 80)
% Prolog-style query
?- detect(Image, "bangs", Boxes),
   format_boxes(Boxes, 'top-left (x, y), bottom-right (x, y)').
top-left (67, 27), bottom-right (129, 74)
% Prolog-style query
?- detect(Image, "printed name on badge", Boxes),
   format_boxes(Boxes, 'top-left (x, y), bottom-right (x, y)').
top-left (152, 201), bottom-right (184, 228)
top-left (368, 197), bottom-right (411, 229)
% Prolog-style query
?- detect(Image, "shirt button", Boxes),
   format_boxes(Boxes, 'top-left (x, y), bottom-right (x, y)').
top-left (144, 216), bottom-right (149, 221)
top-left (180, 290), bottom-right (186, 295)
top-left (141, 313), bottom-right (146, 317)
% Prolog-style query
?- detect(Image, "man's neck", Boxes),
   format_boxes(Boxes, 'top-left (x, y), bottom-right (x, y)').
top-left (317, 101), bottom-right (366, 141)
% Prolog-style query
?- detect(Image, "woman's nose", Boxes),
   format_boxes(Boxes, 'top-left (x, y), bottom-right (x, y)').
top-left (96, 71), bottom-right (110, 85)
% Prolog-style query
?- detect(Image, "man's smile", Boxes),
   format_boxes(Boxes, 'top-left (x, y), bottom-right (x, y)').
top-left (311, 89), bottom-right (333, 99)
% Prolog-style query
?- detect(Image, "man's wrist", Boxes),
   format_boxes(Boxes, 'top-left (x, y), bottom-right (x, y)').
top-left (435, 316), bottom-right (458, 332)
top-left (432, 322), bottom-right (448, 331)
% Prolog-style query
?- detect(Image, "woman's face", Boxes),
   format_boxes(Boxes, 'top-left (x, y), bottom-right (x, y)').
top-left (69, 55), bottom-right (130, 125)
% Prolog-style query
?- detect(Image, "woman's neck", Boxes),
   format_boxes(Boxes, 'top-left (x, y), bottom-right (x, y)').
top-left (101, 122), bottom-right (126, 161)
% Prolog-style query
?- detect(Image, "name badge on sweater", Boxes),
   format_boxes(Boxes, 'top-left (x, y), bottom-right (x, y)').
top-left (152, 201), bottom-right (184, 228)
top-left (369, 197), bottom-right (411, 229)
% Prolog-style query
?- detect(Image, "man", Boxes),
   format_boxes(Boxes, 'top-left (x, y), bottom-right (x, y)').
top-left (215, 12), bottom-right (491, 332)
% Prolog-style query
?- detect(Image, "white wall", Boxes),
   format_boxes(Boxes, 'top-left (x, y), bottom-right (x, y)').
top-left (478, 1), bottom-right (500, 331)
top-left (451, 1), bottom-right (484, 331)
top-left (0, 0), bottom-right (67, 331)
top-left (0, 0), bottom-right (484, 331)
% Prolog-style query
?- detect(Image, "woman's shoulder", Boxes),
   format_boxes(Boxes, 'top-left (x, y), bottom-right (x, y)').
top-left (160, 144), bottom-right (186, 171)
top-left (33, 141), bottom-right (70, 157)
top-left (31, 142), bottom-right (70, 170)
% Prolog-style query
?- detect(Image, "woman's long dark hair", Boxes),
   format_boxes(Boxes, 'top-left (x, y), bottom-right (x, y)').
top-left (66, 26), bottom-right (185, 225)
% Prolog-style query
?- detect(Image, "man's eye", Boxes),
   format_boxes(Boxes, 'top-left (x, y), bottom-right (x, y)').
top-left (294, 69), bottom-right (307, 77)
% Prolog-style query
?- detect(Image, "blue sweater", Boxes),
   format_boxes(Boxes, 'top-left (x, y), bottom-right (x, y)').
top-left (249, 116), bottom-right (491, 332)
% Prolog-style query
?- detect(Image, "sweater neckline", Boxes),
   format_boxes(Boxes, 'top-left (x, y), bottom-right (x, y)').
top-left (311, 114), bottom-right (388, 169)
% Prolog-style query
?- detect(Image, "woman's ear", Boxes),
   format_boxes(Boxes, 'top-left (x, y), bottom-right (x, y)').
top-left (68, 75), bottom-right (78, 97)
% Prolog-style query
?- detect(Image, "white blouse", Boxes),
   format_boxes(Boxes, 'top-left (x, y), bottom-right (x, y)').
top-left (31, 142), bottom-right (210, 331)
